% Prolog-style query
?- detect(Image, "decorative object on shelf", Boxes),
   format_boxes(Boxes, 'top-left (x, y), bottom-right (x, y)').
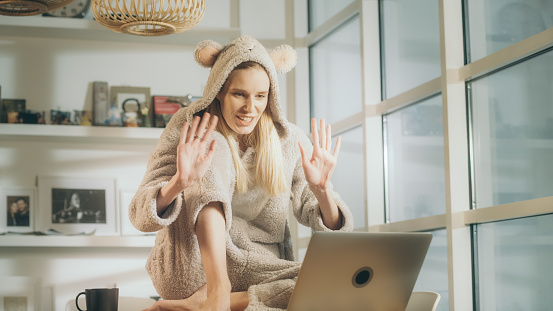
top-left (0, 187), bottom-right (35, 234)
top-left (91, 0), bottom-right (205, 36)
top-left (121, 98), bottom-right (142, 127)
top-left (141, 105), bottom-right (151, 127)
top-left (73, 110), bottom-right (92, 126)
top-left (0, 0), bottom-right (72, 16)
top-left (110, 86), bottom-right (151, 127)
top-left (92, 81), bottom-right (109, 126)
top-left (18, 110), bottom-right (46, 124)
top-left (1, 98), bottom-right (26, 124)
top-left (37, 176), bottom-right (118, 235)
top-left (152, 95), bottom-right (192, 128)
top-left (50, 109), bottom-right (72, 125)
top-left (42, 0), bottom-right (90, 18)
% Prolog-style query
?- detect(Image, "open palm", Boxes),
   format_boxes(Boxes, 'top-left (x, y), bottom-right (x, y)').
top-left (176, 113), bottom-right (218, 188)
top-left (298, 118), bottom-right (341, 192)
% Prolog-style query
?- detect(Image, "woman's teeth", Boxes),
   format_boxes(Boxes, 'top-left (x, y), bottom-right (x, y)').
top-left (238, 116), bottom-right (253, 122)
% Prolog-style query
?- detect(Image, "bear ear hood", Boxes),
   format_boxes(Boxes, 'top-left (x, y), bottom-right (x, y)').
top-left (188, 35), bottom-right (297, 138)
top-left (194, 37), bottom-right (297, 73)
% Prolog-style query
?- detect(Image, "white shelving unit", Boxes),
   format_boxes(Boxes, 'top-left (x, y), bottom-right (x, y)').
top-left (0, 6), bottom-right (258, 309)
top-left (0, 123), bottom-right (161, 248)
top-left (0, 123), bottom-right (164, 142)
top-left (0, 16), bottom-right (185, 249)
top-left (0, 234), bottom-right (156, 248)
top-left (0, 15), bottom-right (241, 45)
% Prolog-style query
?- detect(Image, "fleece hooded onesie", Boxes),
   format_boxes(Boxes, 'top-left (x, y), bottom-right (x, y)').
top-left (129, 35), bottom-right (354, 310)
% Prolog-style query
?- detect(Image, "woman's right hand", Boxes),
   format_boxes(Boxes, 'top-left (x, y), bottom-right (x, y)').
top-left (175, 113), bottom-right (219, 189)
top-left (156, 113), bottom-right (218, 215)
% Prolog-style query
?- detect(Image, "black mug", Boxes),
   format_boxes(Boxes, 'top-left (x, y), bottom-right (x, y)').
top-left (76, 288), bottom-right (119, 311)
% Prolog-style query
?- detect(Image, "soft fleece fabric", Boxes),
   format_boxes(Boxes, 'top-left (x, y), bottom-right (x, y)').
top-left (129, 35), bottom-right (354, 310)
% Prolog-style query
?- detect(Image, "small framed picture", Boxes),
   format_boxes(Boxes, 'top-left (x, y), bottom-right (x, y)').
top-left (0, 187), bottom-right (35, 233)
top-left (37, 176), bottom-right (118, 235)
top-left (110, 86), bottom-right (151, 127)
top-left (1, 98), bottom-right (26, 124)
top-left (50, 109), bottom-right (72, 125)
top-left (152, 95), bottom-right (189, 128)
top-left (0, 276), bottom-right (38, 311)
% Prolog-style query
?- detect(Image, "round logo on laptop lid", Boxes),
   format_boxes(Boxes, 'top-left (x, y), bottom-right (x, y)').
top-left (352, 266), bottom-right (374, 288)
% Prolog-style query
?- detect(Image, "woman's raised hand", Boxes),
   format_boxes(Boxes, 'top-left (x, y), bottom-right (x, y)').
top-left (176, 113), bottom-right (218, 189)
top-left (298, 118), bottom-right (341, 193)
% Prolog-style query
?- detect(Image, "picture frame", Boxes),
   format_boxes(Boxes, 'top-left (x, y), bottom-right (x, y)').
top-left (0, 276), bottom-right (38, 311)
top-left (110, 86), bottom-right (151, 127)
top-left (37, 176), bottom-right (118, 235)
top-left (50, 109), bottom-right (72, 125)
top-left (1, 98), bottom-right (26, 124)
top-left (0, 187), bottom-right (35, 233)
top-left (152, 95), bottom-right (189, 128)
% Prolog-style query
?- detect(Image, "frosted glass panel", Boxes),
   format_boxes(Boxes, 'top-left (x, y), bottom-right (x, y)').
top-left (308, 0), bottom-right (356, 30)
top-left (310, 17), bottom-right (362, 124)
top-left (413, 230), bottom-right (449, 311)
top-left (385, 95), bottom-right (445, 222)
top-left (476, 215), bottom-right (553, 310)
top-left (381, 0), bottom-right (441, 98)
top-left (298, 247), bottom-right (307, 262)
top-left (296, 126), bottom-right (364, 234)
top-left (465, 0), bottom-right (553, 62)
top-left (297, 222), bottom-right (312, 239)
top-left (470, 50), bottom-right (553, 208)
top-left (332, 126), bottom-right (365, 229)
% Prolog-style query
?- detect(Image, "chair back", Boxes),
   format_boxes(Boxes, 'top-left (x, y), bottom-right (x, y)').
top-left (405, 291), bottom-right (441, 311)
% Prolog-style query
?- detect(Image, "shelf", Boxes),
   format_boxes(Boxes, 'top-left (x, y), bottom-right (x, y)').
top-left (0, 15), bottom-right (242, 46)
top-left (0, 234), bottom-right (156, 248)
top-left (0, 123), bottom-right (164, 143)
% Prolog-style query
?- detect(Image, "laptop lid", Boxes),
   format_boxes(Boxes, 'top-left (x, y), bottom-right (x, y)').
top-left (287, 231), bottom-right (432, 311)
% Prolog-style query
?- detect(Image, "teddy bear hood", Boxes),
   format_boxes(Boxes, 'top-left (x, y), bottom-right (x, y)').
top-left (188, 35), bottom-right (297, 138)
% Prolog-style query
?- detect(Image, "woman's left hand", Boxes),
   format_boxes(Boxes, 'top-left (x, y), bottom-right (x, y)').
top-left (298, 118), bottom-right (342, 193)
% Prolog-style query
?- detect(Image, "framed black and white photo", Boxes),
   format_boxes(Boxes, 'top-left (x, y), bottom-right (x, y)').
top-left (37, 176), bottom-right (118, 235)
top-left (0, 187), bottom-right (35, 233)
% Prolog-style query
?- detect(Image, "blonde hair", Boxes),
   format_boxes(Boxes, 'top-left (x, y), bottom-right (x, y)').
top-left (206, 62), bottom-right (287, 196)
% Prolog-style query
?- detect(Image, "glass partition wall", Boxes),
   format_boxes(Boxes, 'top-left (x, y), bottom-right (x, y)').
top-left (296, 0), bottom-right (553, 310)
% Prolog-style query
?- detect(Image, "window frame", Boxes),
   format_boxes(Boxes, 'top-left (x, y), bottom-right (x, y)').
top-left (289, 0), bottom-right (553, 309)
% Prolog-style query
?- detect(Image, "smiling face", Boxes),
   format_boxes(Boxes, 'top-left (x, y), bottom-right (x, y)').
top-left (216, 65), bottom-right (270, 141)
top-left (70, 193), bottom-right (80, 209)
top-left (9, 202), bottom-right (18, 215)
top-left (16, 199), bottom-right (28, 213)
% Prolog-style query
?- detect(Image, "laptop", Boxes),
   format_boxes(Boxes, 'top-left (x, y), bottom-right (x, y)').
top-left (287, 231), bottom-right (432, 311)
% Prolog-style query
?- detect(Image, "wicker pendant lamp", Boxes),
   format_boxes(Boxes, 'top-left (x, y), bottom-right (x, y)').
top-left (0, 0), bottom-right (71, 16)
top-left (92, 0), bottom-right (205, 36)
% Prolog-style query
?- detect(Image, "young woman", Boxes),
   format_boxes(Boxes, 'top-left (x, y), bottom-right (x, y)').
top-left (131, 36), bottom-right (353, 311)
